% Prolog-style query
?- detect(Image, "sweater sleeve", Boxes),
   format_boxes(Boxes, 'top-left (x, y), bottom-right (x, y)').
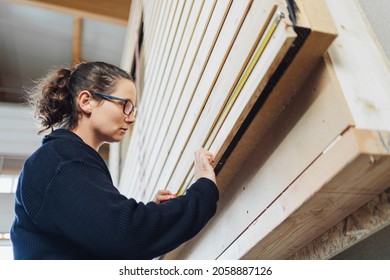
top-left (33, 160), bottom-right (219, 259)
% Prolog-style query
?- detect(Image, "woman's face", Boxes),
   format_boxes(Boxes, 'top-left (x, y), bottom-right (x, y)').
top-left (90, 78), bottom-right (136, 144)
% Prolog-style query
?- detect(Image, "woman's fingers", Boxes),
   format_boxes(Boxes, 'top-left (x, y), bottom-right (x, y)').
top-left (154, 190), bottom-right (177, 204)
top-left (194, 148), bottom-right (217, 185)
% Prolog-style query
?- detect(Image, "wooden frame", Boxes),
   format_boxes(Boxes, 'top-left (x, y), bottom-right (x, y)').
top-left (11, 0), bottom-right (131, 25)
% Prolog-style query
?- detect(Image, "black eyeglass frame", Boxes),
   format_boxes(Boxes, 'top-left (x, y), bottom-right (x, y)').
top-left (91, 92), bottom-right (137, 116)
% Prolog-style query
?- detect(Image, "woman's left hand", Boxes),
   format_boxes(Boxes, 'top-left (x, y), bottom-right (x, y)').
top-left (154, 189), bottom-right (177, 204)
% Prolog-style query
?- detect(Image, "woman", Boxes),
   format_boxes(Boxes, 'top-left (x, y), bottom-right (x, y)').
top-left (11, 61), bottom-right (219, 259)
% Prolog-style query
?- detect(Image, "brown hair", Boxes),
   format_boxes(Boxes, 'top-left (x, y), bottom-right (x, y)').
top-left (28, 61), bottom-right (133, 133)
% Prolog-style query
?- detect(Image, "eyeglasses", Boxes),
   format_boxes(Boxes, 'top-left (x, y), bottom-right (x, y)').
top-left (92, 92), bottom-right (137, 116)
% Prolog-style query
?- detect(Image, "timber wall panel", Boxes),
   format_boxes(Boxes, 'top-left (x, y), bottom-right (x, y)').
top-left (141, 0), bottom-right (203, 199)
top-left (118, 0), bottom-right (390, 259)
top-left (160, 0), bottom-right (283, 195)
top-left (169, 57), bottom-right (354, 259)
top-left (141, 1), bottom-right (178, 124)
top-left (152, 0), bottom-right (252, 197)
top-left (136, 0), bottom-right (185, 198)
top-left (120, 0), bottom-right (219, 198)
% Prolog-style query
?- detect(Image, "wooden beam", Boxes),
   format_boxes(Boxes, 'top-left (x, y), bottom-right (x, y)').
top-left (288, 188), bottom-right (390, 260)
top-left (233, 128), bottom-right (390, 259)
top-left (11, 0), bottom-right (131, 25)
top-left (72, 17), bottom-right (82, 65)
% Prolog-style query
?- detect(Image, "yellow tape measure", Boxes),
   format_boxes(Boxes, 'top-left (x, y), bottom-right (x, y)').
top-left (176, 11), bottom-right (285, 196)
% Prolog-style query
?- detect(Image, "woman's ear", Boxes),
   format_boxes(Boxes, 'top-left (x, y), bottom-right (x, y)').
top-left (77, 91), bottom-right (93, 113)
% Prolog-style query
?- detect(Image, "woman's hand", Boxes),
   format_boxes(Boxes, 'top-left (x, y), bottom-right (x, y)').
top-left (154, 189), bottom-right (177, 204)
top-left (193, 148), bottom-right (217, 185)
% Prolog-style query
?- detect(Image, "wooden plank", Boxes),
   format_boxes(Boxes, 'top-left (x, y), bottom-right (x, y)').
top-left (134, 0), bottom-right (188, 199)
top-left (142, 0), bottom-right (161, 67)
top-left (326, 0), bottom-right (390, 131)
top-left (288, 188), bottom-right (390, 259)
top-left (142, 0), bottom-right (169, 83)
top-left (120, 1), bottom-right (173, 197)
top-left (119, 0), bottom-right (213, 199)
top-left (13, 0), bottom-right (130, 25)
top-left (141, 1), bottom-right (178, 124)
top-left (175, 8), bottom-right (296, 195)
top-left (140, 0), bottom-right (220, 200)
top-left (138, 0), bottom-right (229, 200)
top-left (168, 56), bottom-right (352, 259)
top-left (206, 0), bottom-right (388, 258)
top-left (136, 0), bottom-right (209, 200)
top-left (141, 1), bottom-right (172, 111)
top-left (169, 0), bottom-right (338, 196)
top-left (215, 0), bottom-right (337, 193)
top-left (141, 1), bottom-right (197, 182)
top-left (153, 0), bottom-right (254, 197)
top-left (228, 128), bottom-right (390, 259)
top-left (141, 0), bottom-right (186, 154)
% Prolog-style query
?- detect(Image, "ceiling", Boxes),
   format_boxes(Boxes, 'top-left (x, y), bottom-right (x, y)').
top-left (0, 0), bottom-right (131, 103)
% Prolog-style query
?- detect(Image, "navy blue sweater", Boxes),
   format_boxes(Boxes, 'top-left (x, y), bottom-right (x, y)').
top-left (11, 129), bottom-right (219, 259)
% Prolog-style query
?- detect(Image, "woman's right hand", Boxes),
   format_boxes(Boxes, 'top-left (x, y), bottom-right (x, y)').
top-left (193, 148), bottom-right (217, 185)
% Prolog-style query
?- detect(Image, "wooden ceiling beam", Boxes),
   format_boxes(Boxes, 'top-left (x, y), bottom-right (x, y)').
top-left (11, 0), bottom-right (131, 25)
top-left (72, 17), bottom-right (82, 64)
